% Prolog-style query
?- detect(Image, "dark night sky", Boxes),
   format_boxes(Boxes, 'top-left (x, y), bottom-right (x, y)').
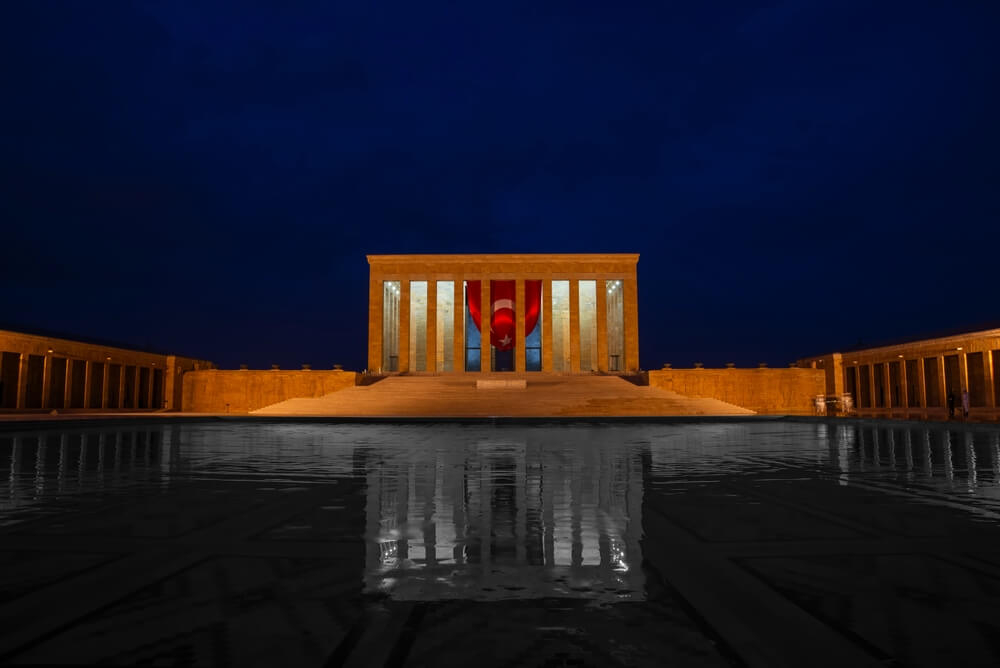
top-left (2, 1), bottom-right (998, 371)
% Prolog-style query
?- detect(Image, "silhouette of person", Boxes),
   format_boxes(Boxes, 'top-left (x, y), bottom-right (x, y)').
top-left (947, 391), bottom-right (955, 418)
top-left (961, 388), bottom-right (970, 419)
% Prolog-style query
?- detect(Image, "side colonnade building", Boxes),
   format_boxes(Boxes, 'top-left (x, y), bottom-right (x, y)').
top-left (799, 327), bottom-right (1000, 420)
top-left (367, 254), bottom-right (640, 375)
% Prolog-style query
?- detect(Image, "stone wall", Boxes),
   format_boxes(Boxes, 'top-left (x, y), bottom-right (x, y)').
top-left (648, 368), bottom-right (826, 415)
top-left (182, 370), bottom-right (358, 413)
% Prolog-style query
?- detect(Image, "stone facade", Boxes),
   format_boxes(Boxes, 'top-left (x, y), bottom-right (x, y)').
top-left (799, 328), bottom-right (1000, 420)
top-left (367, 254), bottom-right (640, 374)
top-left (0, 329), bottom-right (212, 411)
top-left (181, 369), bottom-right (357, 413)
top-left (648, 368), bottom-right (825, 415)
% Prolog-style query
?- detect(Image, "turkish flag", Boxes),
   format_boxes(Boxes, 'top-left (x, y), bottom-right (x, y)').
top-left (465, 280), bottom-right (543, 350)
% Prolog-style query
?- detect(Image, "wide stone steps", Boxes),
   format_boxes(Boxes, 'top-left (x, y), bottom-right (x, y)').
top-left (251, 375), bottom-right (754, 417)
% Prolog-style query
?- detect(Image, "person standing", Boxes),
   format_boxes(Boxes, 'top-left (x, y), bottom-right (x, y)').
top-left (962, 388), bottom-right (970, 419)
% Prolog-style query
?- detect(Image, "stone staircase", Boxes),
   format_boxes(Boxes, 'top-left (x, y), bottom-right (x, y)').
top-left (251, 375), bottom-right (754, 417)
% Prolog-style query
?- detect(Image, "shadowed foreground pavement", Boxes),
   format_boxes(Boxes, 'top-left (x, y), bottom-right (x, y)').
top-left (0, 420), bottom-right (999, 667)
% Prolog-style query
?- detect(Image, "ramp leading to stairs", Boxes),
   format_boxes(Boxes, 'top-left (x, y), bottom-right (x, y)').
top-left (251, 375), bottom-right (755, 417)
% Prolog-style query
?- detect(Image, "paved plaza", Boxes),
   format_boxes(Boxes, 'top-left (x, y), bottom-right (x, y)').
top-left (0, 420), bottom-right (999, 667)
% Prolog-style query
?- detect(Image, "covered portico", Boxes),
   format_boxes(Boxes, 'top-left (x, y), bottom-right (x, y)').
top-left (366, 254), bottom-right (640, 374)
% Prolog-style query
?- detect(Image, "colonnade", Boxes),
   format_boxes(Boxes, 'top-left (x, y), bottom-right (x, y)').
top-left (367, 254), bottom-right (641, 375)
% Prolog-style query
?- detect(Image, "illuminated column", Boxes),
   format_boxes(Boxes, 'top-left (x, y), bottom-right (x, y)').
top-left (959, 350), bottom-right (969, 393)
top-left (453, 280), bottom-right (465, 374)
top-left (426, 280), bottom-right (437, 373)
top-left (117, 364), bottom-right (127, 408)
top-left (15, 353), bottom-right (28, 409)
top-left (147, 366), bottom-right (156, 409)
top-left (515, 279), bottom-right (526, 373)
top-left (41, 354), bottom-right (53, 409)
top-left (64, 359), bottom-right (74, 408)
top-left (596, 278), bottom-right (608, 373)
top-left (101, 362), bottom-right (110, 408)
top-left (367, 276), bottom-right (382, 372)
top-left (569, 280), bottom-right (581, 373)
top-left (399, 280), bottom-right (411, 372)
top-left (985, 350), bottom-right (996, 410)
top-left (624, 276), bottom-right (639, 373)
top-left (867, 363), bottom-right (876, 411)
top-left (882, 362), bottom-right (891, 410)
top-left (542, 278), bottom-right (553, 371)
top-left (916, 357), bottom-right (927, 409)
top-left (83, 361), bottom-right (93, 409)
top-left (131, 366), bottom-right (141, 409)
top-left (899, 357), bottom-right (909, 413)
top-left (936, 356), bottom-right (947, 409)
top-left (479, 279), bottom-right (490, 372)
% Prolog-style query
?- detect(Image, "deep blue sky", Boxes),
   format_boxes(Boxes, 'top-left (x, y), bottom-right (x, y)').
top-left (2, 1), bottom-right (998, 370)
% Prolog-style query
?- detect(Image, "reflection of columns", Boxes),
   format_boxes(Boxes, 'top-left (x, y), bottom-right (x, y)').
top-left (41, 355), bottom-right (53, 409)
top-left (15, 353), bottom-right (28, 409)
top-left (479, 279), bottom-right (490, 373)
top-left (624, 276), bottom-right (639, 372)
top-left (596, 279), bottom-right (608, 372)
top-left (542, 279), bottom-right (553, 372)
top-left (399, 280), bottom-right (411, 373)
top-left (515, 279), bottom-right (526, 373)
top-left (569, 279), bottom-right (580, 373)
top-left (367, 277), bottom-right (382, 372)
top-left (426, 280), bottom-right (437, 373)
top-left (453, 280), bottom-right (465, 373)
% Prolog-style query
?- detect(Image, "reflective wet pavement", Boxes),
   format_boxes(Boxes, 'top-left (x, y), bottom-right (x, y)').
top-left (1, 420), bottom-right (999, 667)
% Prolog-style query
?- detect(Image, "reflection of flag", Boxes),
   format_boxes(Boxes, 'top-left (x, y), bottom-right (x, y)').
top-left (466, 280), bottom-right (543, 351)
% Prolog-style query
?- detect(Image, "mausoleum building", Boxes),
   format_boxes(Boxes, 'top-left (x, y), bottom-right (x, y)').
top-left (367, 254), bottom-right (640, 374)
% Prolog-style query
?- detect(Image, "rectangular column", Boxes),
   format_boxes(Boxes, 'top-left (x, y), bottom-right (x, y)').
top-left (624, 276), bottom-right (639, 373)
top-left (515, 279), bottom-right (526, 372)
top-left (882, 362), bottom-right (891, 411)
top-left (117, 363), bottom-right (127, 409)
top-left (917, 357), bottom-right (927, 409)
top-left (936, 356), bottom-right (947, 410)
top-left (453, 280), bottom-right (465, 373)
top-left (480, 279), bottom-right (491, 373)
top-left (367, 277), bottom-right (382, 373)
top-left (569, 279), bottom-right (580, 373)
top-left (15, 353), bottom-right (28, 409)
top-left (41, 354), bottom-right (53, 409)
top-left (426, 280), bottom-right (437, 373)
top-left (64, 359), bottom-right (75, 408)
top-left (542, 279), bottom-right (553, 371)
top-left (132, 366), bottom-right (141, 409)
top-left (101, 362), bottom-right (110, 408)
top-left (959, 351), bottom-right (969, 394)
top-left (596, 279), bottom-right (608, 372)
top-left (867, 362), bottom-right (876, 411)
top-left (985, 350), bottom-right (996, 409)
top-left (83, 360), bottom-right (93, 409)
top-left (148, 366), bottom-right (156, 408)
top-left (898, 357), bottom-right (909, 413)
top-left (399, 280), bottom-right (411, 372)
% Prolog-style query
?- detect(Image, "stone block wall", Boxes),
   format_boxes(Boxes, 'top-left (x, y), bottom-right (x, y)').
top-left (182, 370), bottom-right (358, 413)
top-left (648, 368), bottom-right (826, 414)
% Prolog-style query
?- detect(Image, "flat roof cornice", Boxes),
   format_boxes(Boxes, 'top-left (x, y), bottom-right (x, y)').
top-left (367, 253), bottom-right (639, 265)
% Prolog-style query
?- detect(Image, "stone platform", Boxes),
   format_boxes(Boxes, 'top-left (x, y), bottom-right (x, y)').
top-left (251, 375), bottom-right (755, 417)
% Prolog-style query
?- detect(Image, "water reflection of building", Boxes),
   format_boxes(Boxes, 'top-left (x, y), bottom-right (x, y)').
top-left (363, 439), bottom-right (645, 602)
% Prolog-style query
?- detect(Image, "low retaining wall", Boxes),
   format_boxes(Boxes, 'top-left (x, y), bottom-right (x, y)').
top-left (648, 368), bottom-right (825, 414)
top-left (182, 370), bottom-right (357, 413)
